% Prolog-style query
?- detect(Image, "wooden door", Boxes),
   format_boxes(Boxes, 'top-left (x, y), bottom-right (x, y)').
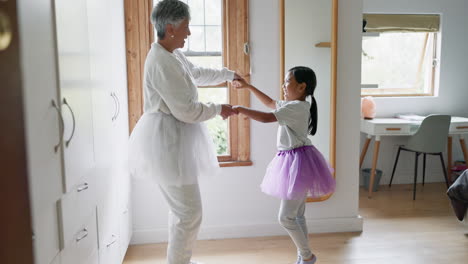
top-left (0, 0), bottom-right (34, 263)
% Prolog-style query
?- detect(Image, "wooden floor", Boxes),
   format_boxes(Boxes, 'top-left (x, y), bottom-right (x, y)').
top-left (124, 183), bottom-right (468, 264)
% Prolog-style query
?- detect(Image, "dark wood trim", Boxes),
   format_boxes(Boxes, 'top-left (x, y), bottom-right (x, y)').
top-left (0, 0), bottom-right (34, 263)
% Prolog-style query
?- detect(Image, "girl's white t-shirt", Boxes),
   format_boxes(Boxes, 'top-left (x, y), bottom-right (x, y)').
top-left (273, 100), bottom-right (312, 150)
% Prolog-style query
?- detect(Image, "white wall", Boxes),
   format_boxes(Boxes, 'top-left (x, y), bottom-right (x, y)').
top-left (131, 0), bottom-right (364, 244)
top-left (360, 0), bottom-right (468, 186)
top-left (285, 0), bottom-right (332, 158)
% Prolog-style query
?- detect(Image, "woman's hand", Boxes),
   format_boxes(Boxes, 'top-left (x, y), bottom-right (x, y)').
top-left (220, 104), bottom-right (237, 120)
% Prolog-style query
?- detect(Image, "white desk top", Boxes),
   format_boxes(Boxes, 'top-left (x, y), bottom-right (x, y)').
top-left (361, 116), bottom-right (468, 137)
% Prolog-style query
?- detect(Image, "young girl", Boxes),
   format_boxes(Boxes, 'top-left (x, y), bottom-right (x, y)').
top-left (232, 66), bottom-right (335, 264)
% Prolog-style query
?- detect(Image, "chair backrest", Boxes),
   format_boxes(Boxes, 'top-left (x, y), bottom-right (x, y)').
top-left (406, 115), bottom-right (451, 153)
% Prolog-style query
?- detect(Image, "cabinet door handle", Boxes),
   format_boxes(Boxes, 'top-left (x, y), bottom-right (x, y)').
top-left (51, 100), bottom-right (65, 153)
top-left (111, 92), bottom-right (120, 121)
top-left (77, 182), bottom-right (89, 192)
top-left (76, 228), bottom-right (88, 242)
top-left (456, 126), bottom-right (468, 129)
top-left (62, 98), bottom-right (76, 147)
top-left (111, 92), bottom-right (118, 121)
top-left (115, 92), bottom-right (120, 120)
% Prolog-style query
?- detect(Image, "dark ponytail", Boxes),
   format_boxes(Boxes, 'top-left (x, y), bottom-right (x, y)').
top-left (289, 66), bottom-right (318, 135)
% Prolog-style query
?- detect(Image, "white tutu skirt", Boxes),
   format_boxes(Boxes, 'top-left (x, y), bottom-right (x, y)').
top-left (129, 112), bottom-right (220, 186)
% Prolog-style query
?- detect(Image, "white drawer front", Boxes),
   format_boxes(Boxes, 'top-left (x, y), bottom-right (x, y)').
top-left (58, 176), bottom-right (96, 248)
top-left (84, 251), bottom-right (99, 264)
top-left (61, 212), bottom-right (98, 264)
top-left (119, 208), bottom-right (132, 261)
top-left (450, 123), bottom-right (468, 134)
top-left (99, 234), bottom-right (121, 264)
top-left (374, 124), bottom-right (410, 135)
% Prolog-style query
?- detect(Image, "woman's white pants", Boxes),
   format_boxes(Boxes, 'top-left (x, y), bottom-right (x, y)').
top-left (159, 184), bottom-right (202, 264)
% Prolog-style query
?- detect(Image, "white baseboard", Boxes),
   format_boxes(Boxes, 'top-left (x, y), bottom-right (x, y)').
top-left (130, 216), bottom-right (363, 245)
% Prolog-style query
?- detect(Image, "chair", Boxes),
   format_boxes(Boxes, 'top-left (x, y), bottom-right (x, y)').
top-left (389, 115), bottom-right (451, 200)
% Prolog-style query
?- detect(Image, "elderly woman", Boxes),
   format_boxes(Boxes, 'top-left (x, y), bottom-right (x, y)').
top-left (129, 0), bottom-right (238, 263)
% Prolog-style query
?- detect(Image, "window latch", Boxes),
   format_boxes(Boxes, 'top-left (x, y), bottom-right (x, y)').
top-left (243, 42), bottom-right (250, 55)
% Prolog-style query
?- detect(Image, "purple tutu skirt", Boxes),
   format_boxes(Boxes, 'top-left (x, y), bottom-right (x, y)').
top-left (261, 145), bottom-right (336, 200)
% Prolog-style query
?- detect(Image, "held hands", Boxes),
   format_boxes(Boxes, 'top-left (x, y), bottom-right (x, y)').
top-left (220, 104), bottom-right (246, 120)
top-left (232, 73), bottom-right (251, 90)
top-left (220, 104), bottom-right (237, 120)
top-left (232, 105), bottom-right (245, 113)
top-left (232, 78), bottom-right (250, 90)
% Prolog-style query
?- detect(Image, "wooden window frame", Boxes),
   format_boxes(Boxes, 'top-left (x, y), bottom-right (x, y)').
top-left (124, 0), bottom-right (251, 167)
top-left (361, 32), bottom-right (438, 97)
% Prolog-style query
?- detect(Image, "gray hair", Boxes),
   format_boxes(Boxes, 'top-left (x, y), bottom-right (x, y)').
top-left (151, 0), bottom-right (191, 40)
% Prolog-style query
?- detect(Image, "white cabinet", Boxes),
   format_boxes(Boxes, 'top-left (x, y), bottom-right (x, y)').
top-left (18, 0), bottom-right (65, 263)
top-left (54, 0), bottom-right (96, 192)
top-left (85, 0), bottom-right (132, 262)
top-left (19, 0), bottom-right (131, 264)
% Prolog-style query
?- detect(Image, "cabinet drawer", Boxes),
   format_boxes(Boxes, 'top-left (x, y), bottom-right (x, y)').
top-left (61, 212), bottom-right (98, 264)
top-left (99, 234), bottom-right (121, 264)
top-left (58, 176), bottom-right (96, 247)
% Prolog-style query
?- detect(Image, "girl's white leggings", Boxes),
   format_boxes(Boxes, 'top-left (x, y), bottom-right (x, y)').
top-left (159, 183), bottom-right (202, 264)
top-left (278, 197), bottom-right (313, 260)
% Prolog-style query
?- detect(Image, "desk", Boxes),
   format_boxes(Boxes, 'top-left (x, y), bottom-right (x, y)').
top-left (360, 117), bottom-right (468, 198)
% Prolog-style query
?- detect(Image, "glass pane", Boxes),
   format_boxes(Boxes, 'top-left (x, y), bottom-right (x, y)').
top-left (205, 0), bottom-right (222, 25)
top-left (187, 0), bottom-right (204, 25)
top-left (362, 32), bottom-right (434, 95)
top-left (187, 56), bottom-right (222, 69)
top-left (198, 88), bottom-right (229, 155)
top-left (206, 26), bottom-right (222, 52)
top-left (188, 25), bottom-right (205, 52)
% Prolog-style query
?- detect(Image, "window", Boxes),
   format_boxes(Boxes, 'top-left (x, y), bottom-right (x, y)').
top-left (124, 0), bottom-right (251, 166)
top-left (154, 0), bottom-right (227, 155)
top-left (361, 14), bottom-right (440, 97)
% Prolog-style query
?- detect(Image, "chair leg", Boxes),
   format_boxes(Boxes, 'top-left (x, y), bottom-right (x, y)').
top-left (439, 153), bottom-right (450, 188)
top-left (422, 153), bottom-right (426, 186)
top-left (413, 152), bottom-right (420, 200)
top-left (389, 147), bottom-right (402, 187)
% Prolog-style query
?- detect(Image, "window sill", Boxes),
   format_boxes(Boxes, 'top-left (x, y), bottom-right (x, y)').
top-left (219, 160), bottom-right (253, 167)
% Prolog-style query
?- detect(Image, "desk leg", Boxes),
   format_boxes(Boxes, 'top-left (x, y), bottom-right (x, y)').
top-left (460, 136), bottom-right (468, 165)
top-left (368, 137), bottom-right (381, 198)
top-left (447, 136), bottom-right (453, 183)
top-left (360, 135), bottom-right (372, 168)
